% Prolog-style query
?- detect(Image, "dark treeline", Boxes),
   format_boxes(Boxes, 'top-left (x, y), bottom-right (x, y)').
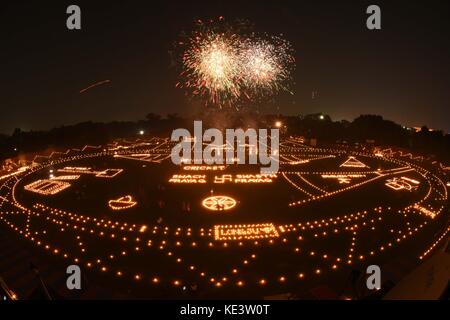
top-left (281, 113), bottom-right (450, 162)
top-left (0, 112), bottom-right (449, 163)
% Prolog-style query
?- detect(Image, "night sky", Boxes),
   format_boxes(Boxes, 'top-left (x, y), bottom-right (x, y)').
top-left (1, 0), bottom-right (449, 135)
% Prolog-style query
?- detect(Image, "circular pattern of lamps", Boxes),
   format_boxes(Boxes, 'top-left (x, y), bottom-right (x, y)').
top-left (202, 195), bottom-right (237, 211)
top-left (1, 136), bottom-right (448, 295)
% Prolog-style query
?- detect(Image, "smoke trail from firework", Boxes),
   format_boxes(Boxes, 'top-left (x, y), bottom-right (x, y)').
top-left (79, 80), bottom-right (111, 94)
top-left (177, 19), bottom-right (295, 107)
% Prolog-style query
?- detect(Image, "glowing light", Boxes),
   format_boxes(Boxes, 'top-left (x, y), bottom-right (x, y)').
top-left (213, 174), bottom-right (233, 184)
top-left (168, 174), bottom-right (207, 184)
top-left (321, 174), bottom-right (366, 184)
top-left (214, 174), bottom-right (276, 184)
top-left (413, 204), bottom-right (436, 219)
top-left (340, 156), bottom-right (368, 168)
top-left (57, 167), bottom-right (123, 178)
top-left (24, 179), bottom-right (71, 195)
top-left (108, 195), bottom-right (137, 211)
top-left (400, 176), bottom-right (420, 185)
top-left (213, 223), bottom-right (279, 241)
top-left (0, 166), bottom-right (29, 181)
top-left (183, 165), bottom-right (226, 171)
top-left (202, 195), bottom-right (237, 211)
top-left (385, 178), bottom-right (416, 191)
top-left (50, 175), bottom-right (80, 181)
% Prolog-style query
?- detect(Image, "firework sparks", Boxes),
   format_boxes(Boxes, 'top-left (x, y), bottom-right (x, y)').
top-left (177, 19), bottom-right (295, 107)
top-left (242, 36), bottom-right (294, 97)
top-left (182, 32), bottom-right (243, 105)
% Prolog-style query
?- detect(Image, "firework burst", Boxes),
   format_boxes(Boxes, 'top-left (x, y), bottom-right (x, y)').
top-left (177, 18), bottom-right (295, 107)
top-left (241, 36), bottom-right (294, 98)
top-left (182, 31), bottom-right (243, 105)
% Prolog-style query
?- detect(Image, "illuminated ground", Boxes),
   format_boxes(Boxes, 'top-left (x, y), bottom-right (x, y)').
top-left (0, 137), bottom-right (449, 299)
